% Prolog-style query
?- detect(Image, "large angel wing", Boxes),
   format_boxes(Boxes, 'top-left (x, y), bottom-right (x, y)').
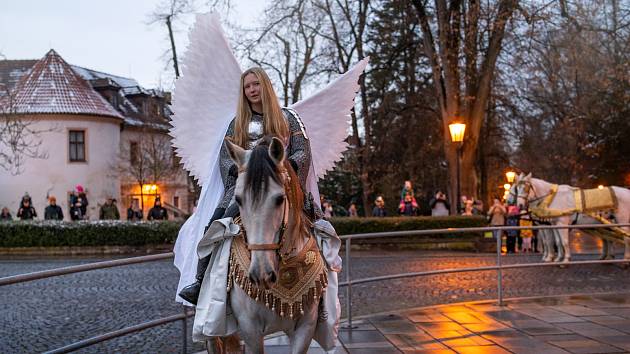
top-left (290, 58), bottom-right (369, 179)
top-left (169, 13), bottom-right (241, 184)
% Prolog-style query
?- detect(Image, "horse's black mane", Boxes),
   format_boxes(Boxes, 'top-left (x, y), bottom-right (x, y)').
top-left (245, 137), bottom-right (282, 206)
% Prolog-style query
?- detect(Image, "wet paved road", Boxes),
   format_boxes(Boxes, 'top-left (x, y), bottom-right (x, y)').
top-left (1, 232), bottom-right (629, 353)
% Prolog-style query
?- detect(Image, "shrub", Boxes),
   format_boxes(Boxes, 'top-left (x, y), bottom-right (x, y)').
top-left (0, 216), bottom-right (487, 248)
top-left (0, 220), bottom-right (183, 247)
top-left (330, 216), bottom-right (487, 238)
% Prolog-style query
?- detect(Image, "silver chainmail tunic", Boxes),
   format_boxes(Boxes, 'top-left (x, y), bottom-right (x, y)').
top-left (218, 109), bottom-right (321, 218)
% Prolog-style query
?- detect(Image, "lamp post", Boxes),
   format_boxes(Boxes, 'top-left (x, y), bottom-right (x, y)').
top-left (449, 123), bottom-right (466, 214)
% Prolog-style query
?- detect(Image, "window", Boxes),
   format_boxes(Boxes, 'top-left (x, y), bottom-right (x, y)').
top-left (173, 196), bottom-right (179, 208)
top-left (130, 141), bottom-right (139, 164)
top-left (69, 130), bottom-right (86, 162)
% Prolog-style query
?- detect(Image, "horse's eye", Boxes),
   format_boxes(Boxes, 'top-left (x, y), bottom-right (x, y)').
top-left (235, 195), bottom-right (242, 205)
top-left (275, 195), bottom-right (285, 207)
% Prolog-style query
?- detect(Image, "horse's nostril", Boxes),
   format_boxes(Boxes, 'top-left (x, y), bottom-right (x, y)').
top-left (267, 271), bottom-right (277, 283)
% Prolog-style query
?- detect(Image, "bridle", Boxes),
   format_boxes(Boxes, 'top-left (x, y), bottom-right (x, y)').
top-left (509, 179), bottom-right (552, 210)
top-left (237, 165), bottom-right (290, 253)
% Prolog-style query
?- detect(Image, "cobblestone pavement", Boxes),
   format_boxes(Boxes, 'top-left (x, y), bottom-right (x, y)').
top-left (1, 232), bottom-right (629, 353)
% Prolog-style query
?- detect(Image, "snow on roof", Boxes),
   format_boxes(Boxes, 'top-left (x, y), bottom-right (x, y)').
top-left (4, 50), bottom-right (123, 119)
top-left (0, 59), bottom-right (38, 94)
top-left (71, 65), bottom-right (139, 89)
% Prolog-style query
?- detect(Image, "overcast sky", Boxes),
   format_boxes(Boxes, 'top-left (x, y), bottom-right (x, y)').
top-left (0, 0), bottom-right (267, 89)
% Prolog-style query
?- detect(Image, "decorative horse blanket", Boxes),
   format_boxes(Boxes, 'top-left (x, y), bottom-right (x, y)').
top-left (531, 185), bottom-right (617, 218)
top-left (574, 187), bottom-right (617, 213)
top-left (228, 233), bottom-right (328, 319)
top-left (529, 185), bottom-right (627, 241)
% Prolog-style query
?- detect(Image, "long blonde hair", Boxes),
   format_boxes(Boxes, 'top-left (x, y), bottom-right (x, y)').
top-left (233, 68), bottom-right (289, 148)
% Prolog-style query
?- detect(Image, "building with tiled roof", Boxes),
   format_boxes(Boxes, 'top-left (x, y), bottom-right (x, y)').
top-left (0, 50), bottom-right (191, 220)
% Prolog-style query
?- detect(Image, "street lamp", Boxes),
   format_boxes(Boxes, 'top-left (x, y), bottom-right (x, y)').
top-left (449, 122), bottom-right (466, 214)
top-left (505, 171), bottom-right (516, 184)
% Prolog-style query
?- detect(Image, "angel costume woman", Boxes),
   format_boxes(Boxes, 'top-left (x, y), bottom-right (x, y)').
top-left (170, 13), bottom-right (367, 349)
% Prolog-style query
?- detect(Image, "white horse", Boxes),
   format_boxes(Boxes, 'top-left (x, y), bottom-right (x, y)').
top-left (509, 173), bottom-right (630, 262)
top-left (224, 137), bottom-right (323, 353)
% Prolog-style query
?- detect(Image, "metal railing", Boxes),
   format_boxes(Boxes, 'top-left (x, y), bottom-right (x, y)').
top-left (1, 222), bottom-right (629, 352)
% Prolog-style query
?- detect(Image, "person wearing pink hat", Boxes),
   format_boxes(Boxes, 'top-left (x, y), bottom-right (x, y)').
top-left (70, 185), bottom-right (89, 218)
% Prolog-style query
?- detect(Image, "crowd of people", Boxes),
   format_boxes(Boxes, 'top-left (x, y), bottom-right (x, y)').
top-left (0, 185), bottom-right (170, 222)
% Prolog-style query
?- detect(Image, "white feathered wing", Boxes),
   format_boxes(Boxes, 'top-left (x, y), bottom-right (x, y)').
top-left (170, 13), bottom-right (241, 303)
top-left (169, 13), bottom-right (241, 184)
top-left (290, 57), bottom-right (369, 179)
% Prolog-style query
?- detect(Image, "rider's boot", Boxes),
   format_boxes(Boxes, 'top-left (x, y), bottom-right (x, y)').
top-left (178, 204), bottom-right (240, 305)
top-left (178, 255), bottom-right (211, 305)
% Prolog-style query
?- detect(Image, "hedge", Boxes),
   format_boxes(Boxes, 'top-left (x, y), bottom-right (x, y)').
top-left (0, 216), bottom-right (488, 248)
top-left (0, 220), bottom-right (183, 248)
top-left (330, 215), bottom-right (487, 236)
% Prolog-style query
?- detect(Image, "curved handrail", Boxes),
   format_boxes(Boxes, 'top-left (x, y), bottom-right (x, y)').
top-left (2, 222), bottom-right (628, 353)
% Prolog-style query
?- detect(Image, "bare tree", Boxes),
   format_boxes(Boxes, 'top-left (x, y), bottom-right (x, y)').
top-left (148, 0), bottom-right (197, 79)
top-left (0, 65), bottom-right (49, 175)
top-left (118, 129), bottom-right (180, 210)
top-left (411, 0), bottom-right (519, 212)
top-left (313, 0), bottom-right (372, 214)
top-left (237, 0), bottom-right (326, 105)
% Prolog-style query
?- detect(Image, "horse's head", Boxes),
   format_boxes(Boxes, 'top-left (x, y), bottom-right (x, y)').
top-left (225, 136), bottom-right (289, 289)
top-left (509, 172), bottom-right (533, 209)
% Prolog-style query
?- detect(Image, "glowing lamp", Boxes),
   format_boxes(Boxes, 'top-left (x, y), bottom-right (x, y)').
top-left (448, 123), bottom-right (466, 143)
top-left (505, 171), bottom-right (516, 183)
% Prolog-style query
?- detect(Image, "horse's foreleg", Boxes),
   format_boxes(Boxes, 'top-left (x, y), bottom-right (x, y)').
top-left (541, 230), bottom-right (552, 262)
top-left (242, 338), bottom-right (263, 354)
top-left (289, 309), bottom-right (318, 354)
top-left (552, 229), bottom-right (562, 262)
top-left (559, 228), bottom-right (571, 262)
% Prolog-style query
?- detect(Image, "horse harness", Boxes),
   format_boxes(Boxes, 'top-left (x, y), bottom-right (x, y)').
top-left (229, 165), bottom-right (328, 319)
top-left (513, 180), bottom-right (629, 241)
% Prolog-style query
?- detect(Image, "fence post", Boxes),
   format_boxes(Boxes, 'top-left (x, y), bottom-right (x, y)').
top-left (182, 306), bottom-right (188, 354)
top-left (344, 237), bottom-right (355, 330)
top-left (496, 228), bottom-right (504, 306)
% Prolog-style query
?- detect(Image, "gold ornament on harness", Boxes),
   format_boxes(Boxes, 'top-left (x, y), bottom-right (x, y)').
top-left (227, 231), bottom-right (327, 319)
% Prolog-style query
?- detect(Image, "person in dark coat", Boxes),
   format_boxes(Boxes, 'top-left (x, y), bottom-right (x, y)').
top-left (44, 196), bottom-right (64, 220)
top-left (127, 202), bottom-right (143, 221)
top-left (398, 193), bottom-right (419, 216)
top-left (99, 197), bottom-right (120, 220)
top-left (17, 195), bottom-right (37, 220)
top-left (505, 205), bottom-right (520, 253)
top-left (148, 198), bottom-right (168, 220)
top-left (1, 207), bottom-right (12, 221)
top-left (430, 191), bottom-right (450, 216)
top-left (372, 196), bottom-right (387, 217)
top-left (70, 198), bottom-right (85, 221)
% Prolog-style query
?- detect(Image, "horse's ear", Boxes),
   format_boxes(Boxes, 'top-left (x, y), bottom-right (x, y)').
top-left (268, 137), bottom-right (285, 165)
top-left (224, 138), bottom-right (247, 167)
top-left (525, 172), bottom-right (532, 180)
